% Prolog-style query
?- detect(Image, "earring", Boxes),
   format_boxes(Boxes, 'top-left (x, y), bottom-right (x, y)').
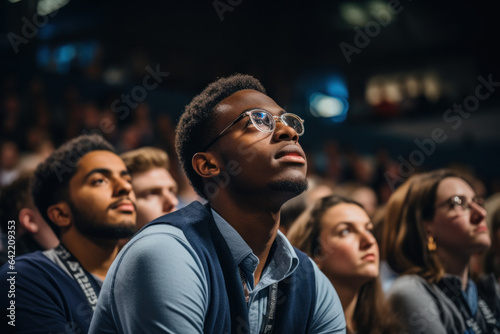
top-left (428, 236), bottom-right (437, 252)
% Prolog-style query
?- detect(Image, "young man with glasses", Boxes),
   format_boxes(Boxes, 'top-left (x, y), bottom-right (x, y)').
top-left (90, 74), bottom-right (346, 333)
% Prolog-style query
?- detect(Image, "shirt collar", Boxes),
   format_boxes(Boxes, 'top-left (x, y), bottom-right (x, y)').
top-left (211, 208), bottom-right (254, 266)
top-left (210, 208), bottom-right (299, 288)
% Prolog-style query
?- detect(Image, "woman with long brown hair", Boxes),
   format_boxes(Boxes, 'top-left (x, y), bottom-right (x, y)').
top-left (381, 169), bottom-right (500, 333)
top-left (287, 195), bottom-right (401, 334)
top-left (377, 173), bottom-right (425, 290)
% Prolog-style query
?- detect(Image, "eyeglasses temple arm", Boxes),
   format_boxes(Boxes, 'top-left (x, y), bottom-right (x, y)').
top-left (201, 113), bottom-right (247, 152)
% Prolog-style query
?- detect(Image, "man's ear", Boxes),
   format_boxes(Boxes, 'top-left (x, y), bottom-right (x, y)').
top-left (47, 202), bottom-right (72, 229)
top-left (18, 208), bottom-right (40, 233)
top-left (192, 152), bottom-right (220, 179)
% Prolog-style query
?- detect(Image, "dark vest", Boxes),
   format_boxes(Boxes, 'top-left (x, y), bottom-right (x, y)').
top-left (145, 201), bottom-right (316, 334)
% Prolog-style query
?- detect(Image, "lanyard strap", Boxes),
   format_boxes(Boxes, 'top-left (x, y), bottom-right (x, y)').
top-left (54, 244), bottom-right (99, 311)
top-left (477, 299), bottom-right (499, 329)
top-left (437, 279), bottom-right (498, 334)
top-left (238, 267), bottom-right (278, 334)
top-left (259, 282), bottom-right (278, 334)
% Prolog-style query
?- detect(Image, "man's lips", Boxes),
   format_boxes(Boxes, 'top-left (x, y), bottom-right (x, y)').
top-left (110, 199), bottom-right (136, 212)
top-left (275, 147), bottom-right (306, 163)
top-left (278, 152), bottom-right (306, 163)
top-left (114, 203), bottom-right (135, 212)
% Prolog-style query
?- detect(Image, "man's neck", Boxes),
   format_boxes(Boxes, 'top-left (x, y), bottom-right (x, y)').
top-left (60, 230), bottom-right (120, 281)
top-left (210, 198), bottom-right (281, 286)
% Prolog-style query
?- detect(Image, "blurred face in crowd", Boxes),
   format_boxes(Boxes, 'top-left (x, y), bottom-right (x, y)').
top-left (0, 141), bottom-right (19, 169)
top-left (131, 167), bottom-right (178, 228)
top-left (67, 150), bottom-right (137, 239)
top-left (350, 186), bottom-right (378, 218)
top-left (315, 203), bottom-right (379, 286)
top-left (19, 203), bottom-right (59, 250)
top-left (428, 177), bottom-right (490, 257)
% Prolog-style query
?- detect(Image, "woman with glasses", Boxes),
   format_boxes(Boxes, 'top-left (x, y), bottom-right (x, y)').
top-left (287, 195), bottom-right (402, 334)
top-left (380, 169), bottom-right (500, 333)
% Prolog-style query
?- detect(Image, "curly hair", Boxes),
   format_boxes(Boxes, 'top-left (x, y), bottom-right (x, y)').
top-left (31, 134), bottom-right (115, 236)
top-left (175, 73), bottom-right (266, 198)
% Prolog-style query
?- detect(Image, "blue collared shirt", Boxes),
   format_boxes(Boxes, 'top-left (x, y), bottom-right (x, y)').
top-left (89, 209), bottom-right (345, 333)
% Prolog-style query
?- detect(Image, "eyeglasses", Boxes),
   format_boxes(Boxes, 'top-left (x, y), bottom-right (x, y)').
top-left (435, 195), bottom-right (485, 215)
top-left (202, 108), bottom-right (305, 151)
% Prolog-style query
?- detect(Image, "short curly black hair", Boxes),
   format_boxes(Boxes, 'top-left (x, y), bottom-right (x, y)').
top-left (175, 74), bottom-right (266, 199)
top-left (32, 134), bottom-right (116, 236)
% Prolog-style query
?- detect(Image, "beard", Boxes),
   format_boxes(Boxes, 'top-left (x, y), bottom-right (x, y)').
top-left (269, 178), bottom-right (308, 198)
top-left (68, 200), bottom-right (136, 239)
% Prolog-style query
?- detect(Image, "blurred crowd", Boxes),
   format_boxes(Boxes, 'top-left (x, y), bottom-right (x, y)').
top-left (3, 69), bottom-right (498, 209)
top-left (1, 69), bottom-right (500, 333)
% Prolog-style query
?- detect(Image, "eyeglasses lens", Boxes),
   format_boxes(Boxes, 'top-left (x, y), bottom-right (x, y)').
top-left (472, 197), bottom-right (485, 207)
top-left (450, 196), bottom-right (485, 213)
top-left (283, 115), bottom-right (304, 135)
top-left (251, 111), bottom-right (275, 132)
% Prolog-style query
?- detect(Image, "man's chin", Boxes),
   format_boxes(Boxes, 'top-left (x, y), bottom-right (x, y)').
top-left (269, 178), bottom-right (308, 197)
top-left (77, 221), bottom-right (137, 240)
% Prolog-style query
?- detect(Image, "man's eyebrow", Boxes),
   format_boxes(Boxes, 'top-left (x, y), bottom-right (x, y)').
top-left (242, 108), bottom-right (287, 115)
top-left (83, 168), bottom-right (130, 182)
top-left (83, 168), bottom-right (111, 182)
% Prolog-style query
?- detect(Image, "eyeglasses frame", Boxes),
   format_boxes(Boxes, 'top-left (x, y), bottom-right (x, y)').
top-left (202, 108), bottom-right (304, 152)
top-left (434, 195), bottom-right (485, 215)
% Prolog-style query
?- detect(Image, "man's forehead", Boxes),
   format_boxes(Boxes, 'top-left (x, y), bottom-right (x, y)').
top-left (132, 168), bottom-right (175, 185)
top-left (75, 150), bottom-right (125, 173)
top-left (215, 89), bottom-right (279, 113)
